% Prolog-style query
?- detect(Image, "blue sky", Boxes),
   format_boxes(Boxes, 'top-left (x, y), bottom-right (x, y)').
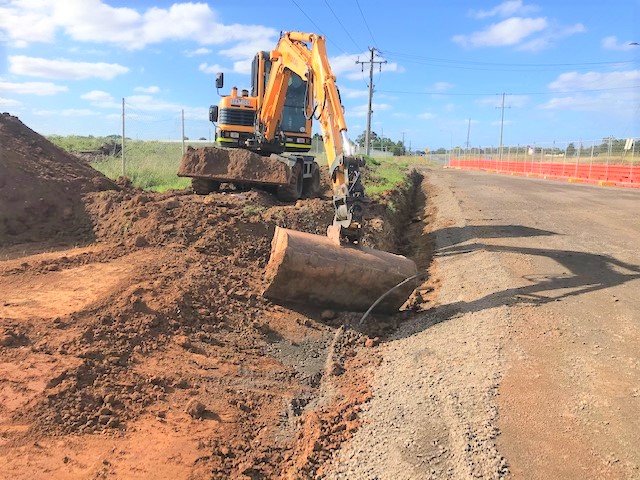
top-left (0, 0), bottom-right (638, 150)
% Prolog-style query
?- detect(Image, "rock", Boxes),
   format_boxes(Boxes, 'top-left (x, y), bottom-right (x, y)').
top-left (133, 235), bottom-right (148, 247)
top-left (98, 406), bottom-right (113, 416)
top-left (320, 309), bottom-right (336, 320)
top-left (106, 417), bottom-right (119, 428)
top-left (328, 361), bottom-right (344, 376)
top-left (174, 335), bottom-right (191, 349)
top-left (164, 199), bottom-right (180, 210)
top-left (220, 446), bottom-right (230, 457)
top-left (185, 399), bottom-right (206, 419)
top-left (364, 337), bottom-right (379, 348)
top-left (0, 334), bottom-right (15, 347)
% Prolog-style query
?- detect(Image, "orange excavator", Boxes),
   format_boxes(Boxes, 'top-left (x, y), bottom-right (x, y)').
top-left (180, 32), bottom-right (417, 312)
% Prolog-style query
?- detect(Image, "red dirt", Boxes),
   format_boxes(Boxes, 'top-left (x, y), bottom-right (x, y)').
top-left (0, 116), bottom-right (415, 478)
top-left (0, 113), bottom-right (117, 246)
top-left (177, 146), bottom-right (290, 185)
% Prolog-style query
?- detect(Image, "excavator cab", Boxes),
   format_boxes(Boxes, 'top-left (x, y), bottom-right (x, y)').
top-left (211, 52), bottom-right (312, 154)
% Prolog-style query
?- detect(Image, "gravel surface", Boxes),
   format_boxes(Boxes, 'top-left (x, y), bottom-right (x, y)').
top-left (329, 167), bottom-right (640, 479)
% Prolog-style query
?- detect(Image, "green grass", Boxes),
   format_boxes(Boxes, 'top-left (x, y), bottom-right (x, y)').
top-left (49, 136), bottom-right (198, 192)
top-left (48, 134), bottom-right (116, 151)
top-left (364, 156), bottom-right (413, 197)
top-left (91, 141), bottom-right (191, 191)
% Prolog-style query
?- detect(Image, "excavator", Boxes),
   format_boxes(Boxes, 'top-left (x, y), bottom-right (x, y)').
top-left (178, 31), bottom-right (417, 312)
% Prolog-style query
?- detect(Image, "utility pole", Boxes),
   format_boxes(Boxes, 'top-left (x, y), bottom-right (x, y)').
top-left (121, 98), bottom-right (125, 177)
top-left (497, 93), bottom-right (510, 162)
top-left (356, 47), bottom-right (386, 156)
top-left (466, 118), bottom-right (471, 151)
top-left (402, 131), bottom-right (406, 154)
top-left (181, 109), bottom-right (185, 155)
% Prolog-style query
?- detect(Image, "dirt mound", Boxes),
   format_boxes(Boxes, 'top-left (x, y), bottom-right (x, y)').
top-left (178, 146), bottom-right (290, 185)
top-left (0, 114), bottom-right (117, 246)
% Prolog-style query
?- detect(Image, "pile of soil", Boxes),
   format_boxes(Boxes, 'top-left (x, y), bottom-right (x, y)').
top-left (0, 114), bottom-right (117, 245)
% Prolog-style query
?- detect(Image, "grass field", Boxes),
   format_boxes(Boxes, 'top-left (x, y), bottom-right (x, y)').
top-left (91, 142), bottom-right (192, 192)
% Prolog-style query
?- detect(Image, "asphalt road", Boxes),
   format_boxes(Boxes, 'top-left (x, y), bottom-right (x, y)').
top-left (329, 168), bottom-right (640, 479)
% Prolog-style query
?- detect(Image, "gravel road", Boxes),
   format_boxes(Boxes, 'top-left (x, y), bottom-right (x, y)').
top-left (328, 168), bottom-right (640, 479)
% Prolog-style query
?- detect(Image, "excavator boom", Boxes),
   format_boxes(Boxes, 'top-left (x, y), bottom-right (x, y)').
top-left (259, 31), bottom-right (417, 312)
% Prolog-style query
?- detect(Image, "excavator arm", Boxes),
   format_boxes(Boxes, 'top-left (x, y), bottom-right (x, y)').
top-left (258, 31), bottom-right (365, 244)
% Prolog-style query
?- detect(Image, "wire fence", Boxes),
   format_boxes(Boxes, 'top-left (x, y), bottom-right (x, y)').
top-left (444, 138), bottom-right (639, 187)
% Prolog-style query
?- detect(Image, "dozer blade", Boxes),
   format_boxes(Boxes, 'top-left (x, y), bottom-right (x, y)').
top-left (178, 146), bottom-right (290, 186)
top-left (264, 227), bottom-right (418, 313)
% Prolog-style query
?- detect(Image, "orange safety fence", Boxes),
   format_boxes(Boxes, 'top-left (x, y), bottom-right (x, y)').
top-left (449, 158), bottom-right (640, 189)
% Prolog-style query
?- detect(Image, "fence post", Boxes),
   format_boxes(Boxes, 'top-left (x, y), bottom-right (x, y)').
top-left (631, 139), bottom-right (636, 184)
top-left (589, 143), bottom-right (594, 181)
top-left (574, 141), bottom-right (580, 177)
top-left (606, 137), bottom-right (611, 181)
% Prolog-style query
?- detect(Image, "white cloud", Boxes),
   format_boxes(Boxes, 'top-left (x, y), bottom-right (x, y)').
top-left (232, 59), bottom-right (253, 75)
top-left (418, 112), bottom-right (436, 119)
top-left (602, 36), bottom-right (636, 51)
top-left (81, 90), bottom-right (113, 102)
top-left (0, 97), bottom-right (22, 107)
top-left (548, 70), bottom-right (640, 92)
top-left (339, 86), bottom-right (368, 99)
top-left (470, 0), bottom-right (539, 19)
top-left (517, 23), bottom-right (585, 52)
top-left (539, 92), bottom-right (635, 112)
top-left (134, 85), bottom-right (160, 94)
top-left (81, 90), bottom-right (119, 107)
top-left (199, 63), bottom-right (226, 74)
top-left (329, 52), bottom-right (404, 81)
top-left (0, 80), bottom-right (68, 95)
top-left (491, 119), bottom-right (512, 126)
top-left (9, 56), bottom-right (129, 80)
top-left (61, 109), bottom-right (97, 116)
top-left (541, 70), bottom-right (640, 112)
top-left (432, 82), bottom-right (454, 92)
top-left (347, 103), bottom-right (392, 117)
top-left (0, 1), bottom-right (278, 51)
top-left (185, 47), bottom-right (212, 57)
top-left (476, 94), bottom-right (530, 108)
top-left (32, 109), bottom-right (56, 116)
top-left (80, 89), bottom-right (207, 119)
top-left (453, 17), bottom-right (548, 48)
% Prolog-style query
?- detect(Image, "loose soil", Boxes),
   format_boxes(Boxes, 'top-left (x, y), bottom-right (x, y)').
top-left (177, 146), bottom-right (290, 185)
top-left (0, 117), bottom-right (423, 479)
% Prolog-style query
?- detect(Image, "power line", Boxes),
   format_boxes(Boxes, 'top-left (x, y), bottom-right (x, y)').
top-left (289, 0), bottom-right (347, 54)
top-left (383, 54), bottom-right (635, 72)
top-left (382, 50), bottom-right (635, 68)
top-left (355, 0), bottom-right (377, 48)
top-left (323, 0), bottom-right (362, 51)
top-left (377, 85), bottom-right (640, 96)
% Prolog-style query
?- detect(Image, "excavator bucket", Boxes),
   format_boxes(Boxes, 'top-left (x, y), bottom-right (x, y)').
top-left (178, 146), bottom-right (290, 186)
top-left (264, 227), bottom-right (418, 313)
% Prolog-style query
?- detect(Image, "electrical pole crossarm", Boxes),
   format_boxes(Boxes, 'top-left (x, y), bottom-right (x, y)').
top-left (356, 47), bottom-right (386, 156)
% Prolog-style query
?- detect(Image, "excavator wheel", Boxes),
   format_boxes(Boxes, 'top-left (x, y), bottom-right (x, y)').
top-left (303, 163), bottom-right (321, 198)
top-left (192, 178), bottom-right (220, 195)
top-left (277, 161), bottom-right (303, 201)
